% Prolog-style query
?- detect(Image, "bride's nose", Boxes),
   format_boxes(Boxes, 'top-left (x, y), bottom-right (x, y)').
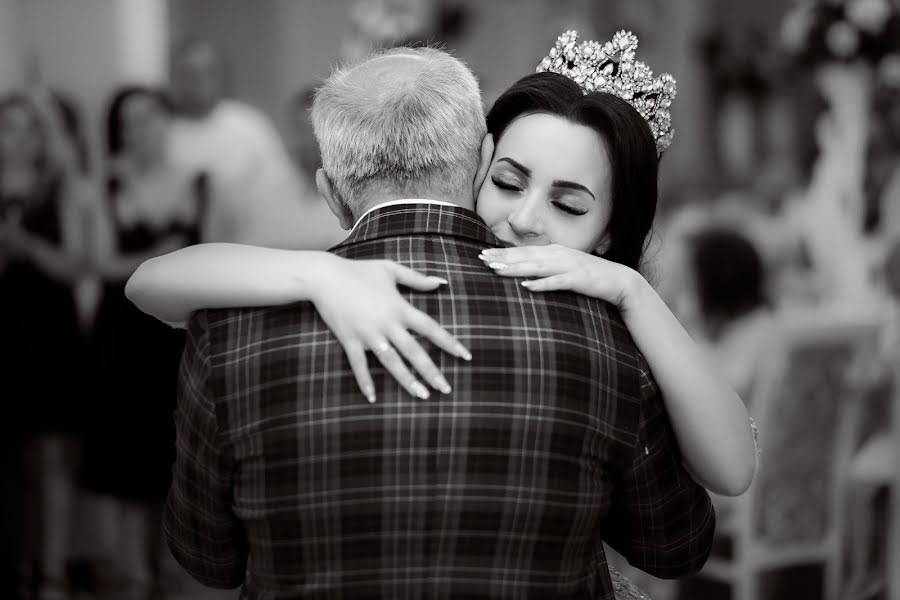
top-left (507, 195), bottom-right (544, 239)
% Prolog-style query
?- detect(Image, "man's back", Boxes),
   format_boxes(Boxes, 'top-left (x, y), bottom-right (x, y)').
top-left (165, 204), bottom-right (714, 599)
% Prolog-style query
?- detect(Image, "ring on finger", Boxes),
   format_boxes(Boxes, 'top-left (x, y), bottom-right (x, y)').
top-left (372, 340), bottom-right (392, 355)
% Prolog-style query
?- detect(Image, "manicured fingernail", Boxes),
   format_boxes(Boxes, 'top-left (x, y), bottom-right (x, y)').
top-left (521, 280), bottom-right (533, 287)
top-left (411, 381), bottom-right (430, 400)
top-left (481, 248), bottom-right (498, 255)
top-left (364, 385), bottom-right (376, 403)
top-left (455, 343), bottom-right (472, 361)
top-left (430, 276), bottom-right (449, 285)
top-left (489, 262), bottom-right (507, 270)
top-left (477, 253), bottom-right (490, 262)
top-left (433, 375), bottom-right (452, 394)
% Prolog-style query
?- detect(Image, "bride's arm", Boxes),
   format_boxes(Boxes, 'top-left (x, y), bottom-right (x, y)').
top-left (126, 243), bottom-right (323, 324)
top-left (126, 243), bottom-right (471, 401)
top-left (479, 244), bottom-right (757, 496)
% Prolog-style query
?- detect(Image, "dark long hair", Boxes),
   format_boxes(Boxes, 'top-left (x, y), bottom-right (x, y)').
top-left (104, 85), bottom-right (172, 158)
top-left (485, 72), bottom-right (659, 271)
top-left (687, 227), bottom-right (769, 334)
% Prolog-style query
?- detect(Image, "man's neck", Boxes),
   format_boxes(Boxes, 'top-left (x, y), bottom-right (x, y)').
top-left (355, 191), bottom-right (472, 217)
top-left (351, 197), bottom-right (470, 231)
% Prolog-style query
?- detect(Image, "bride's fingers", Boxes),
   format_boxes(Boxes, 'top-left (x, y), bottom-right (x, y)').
top-left (368, 337), bottom-right (431, 400)
top-left (386, 262), bottom-right (448, 291)
top-left (341, 339), bottom-right (376, 403)
top-left (479, 258), bottom-right (560, 278)
top-left (480, 244), bottom-right (554, 263)
top-left (389, 327), bottom-right (451, 395)
top-left (520, 273), bottom-right (577, 292)
top-left (404, 307), bottom-right (471, 361)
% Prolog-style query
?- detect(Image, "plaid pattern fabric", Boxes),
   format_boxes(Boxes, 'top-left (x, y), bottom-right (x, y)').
top-left (165, 203), bottom-right (715, 599)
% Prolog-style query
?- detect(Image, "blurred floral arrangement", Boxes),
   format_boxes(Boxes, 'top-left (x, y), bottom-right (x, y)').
top-left (781, 0), bottom-right (900, 69)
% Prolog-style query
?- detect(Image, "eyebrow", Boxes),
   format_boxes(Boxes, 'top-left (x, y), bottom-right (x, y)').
top-left (497, 157), bottom-right (595, 200)
top-left (497, 157), bottom-right (531, 176)
top-left (551, 180), bottom-right (595, 200)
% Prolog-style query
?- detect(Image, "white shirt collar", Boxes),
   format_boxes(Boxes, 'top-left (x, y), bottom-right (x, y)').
top-left (351, 199), bottom-right (457, 231)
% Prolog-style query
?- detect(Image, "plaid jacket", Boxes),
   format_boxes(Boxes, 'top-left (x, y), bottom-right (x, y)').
top-left (164, 203), bottom-right (715, 600)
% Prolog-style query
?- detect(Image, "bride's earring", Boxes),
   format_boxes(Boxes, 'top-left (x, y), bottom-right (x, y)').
top-left (593, 234), bottom-right (611, 256)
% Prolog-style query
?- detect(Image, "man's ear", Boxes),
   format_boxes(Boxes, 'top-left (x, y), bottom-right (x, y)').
top-left (472, 133), bottom-right (495, 200)
top-left (317, 169), bottom-right (354, 230)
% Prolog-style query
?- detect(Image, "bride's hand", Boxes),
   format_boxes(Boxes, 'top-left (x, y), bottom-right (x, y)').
top-left (310, 256), bottom-right (471, 403)
top-left (478, 245), bottom-right (642, 309)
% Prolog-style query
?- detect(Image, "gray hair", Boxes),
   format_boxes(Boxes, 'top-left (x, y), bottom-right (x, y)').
top-left (311, 47), bottom-right (486, 213)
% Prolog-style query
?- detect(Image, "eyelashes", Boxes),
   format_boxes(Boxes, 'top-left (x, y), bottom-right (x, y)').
top-left (491, 176), bottom-right (522, 192)
top-left (491, 175), bottom-right (587, 216)
top-left (552, 202), bottom-right (587, 216)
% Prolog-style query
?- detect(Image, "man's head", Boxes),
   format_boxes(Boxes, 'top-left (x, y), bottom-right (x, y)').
top-left (311, 47), bottom-right (486, 228)
top-left (170, 39), bottom-right (224, 118)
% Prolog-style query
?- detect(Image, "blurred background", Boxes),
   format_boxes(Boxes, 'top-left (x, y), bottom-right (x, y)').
top-left (0, 1), bottom-right (899, 599)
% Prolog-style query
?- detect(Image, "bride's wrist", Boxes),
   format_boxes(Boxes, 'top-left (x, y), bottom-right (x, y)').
top-left (302, 252), bottom-right (344, 306)
top-left (616, 267), bottom-right (651, 315)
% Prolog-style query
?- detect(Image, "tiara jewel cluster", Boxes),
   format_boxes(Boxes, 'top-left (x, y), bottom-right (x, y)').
top-left (536, 30), bottom-right (677, 155)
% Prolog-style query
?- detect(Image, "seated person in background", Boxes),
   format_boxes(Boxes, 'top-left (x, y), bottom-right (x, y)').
top-left (681, 226), bottom-right (775, 401)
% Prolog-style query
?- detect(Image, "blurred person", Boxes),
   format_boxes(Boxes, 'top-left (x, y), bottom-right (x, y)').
top-left (0, 91), bottom-right (88, 600)
top-left (866, 61), bottom-right (900, 240)
top-left (683, 226), bottom-right (774, 401)
top-left (78, 86), bottom-right (206, 600)
top-left (167, 39), bottom-right (343, 249)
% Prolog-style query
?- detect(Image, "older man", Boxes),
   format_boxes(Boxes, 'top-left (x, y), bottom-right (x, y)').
top-left (164, 47), bottom-right (714, 599)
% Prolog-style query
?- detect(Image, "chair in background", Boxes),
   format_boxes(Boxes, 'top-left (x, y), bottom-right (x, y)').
top-left (697, 310), bottom-right (881, 600)
top-left (845, 239), bottom-right (900, 600)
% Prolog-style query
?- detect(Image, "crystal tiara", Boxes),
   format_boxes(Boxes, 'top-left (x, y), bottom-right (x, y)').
top-left (536, 30), bottom-right (677, 155)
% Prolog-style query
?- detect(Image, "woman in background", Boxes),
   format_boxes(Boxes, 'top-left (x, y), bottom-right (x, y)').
top-left (0, 91), bottom-right (88, 600)
top-left (682, 226), bottom-right (774, 400)
top-left (79, 86), bottom-right (206, 600)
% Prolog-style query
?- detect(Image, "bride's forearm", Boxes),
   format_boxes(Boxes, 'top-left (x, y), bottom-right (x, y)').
top-left (125, 243), bottom-right (336, 323)
top-left (620, 272), bottom-right (757, 496)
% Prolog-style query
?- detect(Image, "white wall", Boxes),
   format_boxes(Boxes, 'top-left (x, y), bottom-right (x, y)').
top-left (0, 0), bottom-right (23, 94)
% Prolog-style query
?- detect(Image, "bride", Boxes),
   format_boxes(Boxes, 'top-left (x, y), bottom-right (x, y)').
top-left (129, 31), bottom-right (755, 596)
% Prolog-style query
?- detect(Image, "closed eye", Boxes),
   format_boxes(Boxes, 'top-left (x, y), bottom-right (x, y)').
top-left (491, 176), bottom-right (523, 192)
top-left (552, 201), bottom-right (587, 216)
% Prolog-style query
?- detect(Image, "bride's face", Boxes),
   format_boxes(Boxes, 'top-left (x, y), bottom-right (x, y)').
top-left (475, 113), bottom-right (612, 253)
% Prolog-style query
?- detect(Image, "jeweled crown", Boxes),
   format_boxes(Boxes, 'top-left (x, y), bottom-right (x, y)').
top-left (536, 30), bottom-right (677, 155)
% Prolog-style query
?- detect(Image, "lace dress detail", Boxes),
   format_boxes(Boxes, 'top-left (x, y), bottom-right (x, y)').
top-left (610, 567), bottom-right (654, 600)
top-left (750, 416), bottom-right (760, 458)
